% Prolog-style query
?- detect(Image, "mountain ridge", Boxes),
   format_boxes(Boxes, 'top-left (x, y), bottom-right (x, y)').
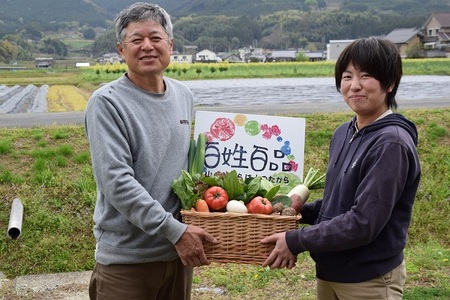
top-left (1, 0), bottom-right (449, 27)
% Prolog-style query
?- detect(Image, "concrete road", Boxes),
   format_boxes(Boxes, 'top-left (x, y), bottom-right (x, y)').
top-left (1, 97), bottom-right (449, 128)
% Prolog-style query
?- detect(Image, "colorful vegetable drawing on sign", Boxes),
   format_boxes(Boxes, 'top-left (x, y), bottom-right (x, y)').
top-left (193, 111), bottom-right (306, 185)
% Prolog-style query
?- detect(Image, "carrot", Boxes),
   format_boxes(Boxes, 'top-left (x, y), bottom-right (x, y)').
top-left (195, 199), bottom-right (210, 212)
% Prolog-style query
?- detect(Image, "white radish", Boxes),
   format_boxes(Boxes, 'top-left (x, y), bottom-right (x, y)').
top-left (226, 200), bottom-right (248, 213)
top-left (287, 184), bottom-right (310, 202)
top-left (287, 168), bottom-right (326, 213)
top-left (287, 184), bottom-right (309, 213)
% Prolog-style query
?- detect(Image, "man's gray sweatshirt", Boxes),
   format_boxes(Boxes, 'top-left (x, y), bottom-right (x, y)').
top-left (85, 74), bottom-right (193, 265)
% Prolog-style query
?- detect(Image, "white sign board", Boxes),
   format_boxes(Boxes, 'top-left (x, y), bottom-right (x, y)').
top-left (193, 111), bottom-right (306, 185)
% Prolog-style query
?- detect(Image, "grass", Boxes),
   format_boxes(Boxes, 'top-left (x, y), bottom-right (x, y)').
top-left (0, 109), bottom-right (449, 299)
top-left (2, 58), bottom-right (450, 87)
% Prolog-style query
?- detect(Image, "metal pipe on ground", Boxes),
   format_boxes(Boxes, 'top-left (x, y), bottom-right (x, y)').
top-left (7, 198), bottom-right (23, 240)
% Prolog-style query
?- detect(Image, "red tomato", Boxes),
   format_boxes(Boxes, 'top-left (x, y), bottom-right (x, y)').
top-left (246, 196), bottom-right (273, 214)
top-left (204, 186), bottom-right (229, 211)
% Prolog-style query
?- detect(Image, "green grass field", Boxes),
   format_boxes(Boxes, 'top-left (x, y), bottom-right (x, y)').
top-left (2, 58), bottom-right (450, 87)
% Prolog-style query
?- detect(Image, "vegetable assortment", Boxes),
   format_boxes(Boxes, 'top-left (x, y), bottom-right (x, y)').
top-left (172, 167), bottom-right (325, 216)
top-left (171, 134), bottom-right (325, 216)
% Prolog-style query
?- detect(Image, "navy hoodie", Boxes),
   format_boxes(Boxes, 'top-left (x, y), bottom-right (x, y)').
top-left (286, 113), bottom-right (421, 283)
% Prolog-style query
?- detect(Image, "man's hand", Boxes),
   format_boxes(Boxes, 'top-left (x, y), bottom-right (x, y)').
top-left (261, 232), bottom-right (297, 269)
top-left (174, 224), bottom-right (217, 267)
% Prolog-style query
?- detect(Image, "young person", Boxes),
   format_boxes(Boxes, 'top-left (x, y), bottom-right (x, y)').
top-left (85, 3), bottom-right (216, 299)
top-left (262, 37), bottom-right (421, 300)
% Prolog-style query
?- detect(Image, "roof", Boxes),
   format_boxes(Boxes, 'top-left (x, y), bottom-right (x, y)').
top-left (220, 53), bottom-right (240, 59)
top-left (196, 49), bottom-right (216, 55)
top-left (305, 52), bottom-right (325, 59)
top-left (431, 13), bottom-right (450, 28)
top-left (270, 50), bottom-right (297, 58)
top-left (438, 31), bottom-right (450, 42)
top-left (102, 53), bottom-right (120, 57)
top-left (384, 28), bottom-right (419, 44)
top-left (329, 39), bottom-right (355, 43)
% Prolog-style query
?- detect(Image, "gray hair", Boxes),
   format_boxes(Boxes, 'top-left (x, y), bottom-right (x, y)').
top-left (115, 2), bottom-right (173, 44)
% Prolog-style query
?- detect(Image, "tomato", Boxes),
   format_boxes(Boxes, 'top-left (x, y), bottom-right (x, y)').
top-left (204, 186), bottom-right (229, 211)
top-left (246, 196), bottom-right (273, 214)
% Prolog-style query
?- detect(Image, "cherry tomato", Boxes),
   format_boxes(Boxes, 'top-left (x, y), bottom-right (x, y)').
top-left (246, 196), bottom-right (273, 214)
top-left (204, 186), bottom-right (229, 211)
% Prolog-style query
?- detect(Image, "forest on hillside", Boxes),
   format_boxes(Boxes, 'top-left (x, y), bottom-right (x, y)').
top-left (0, 0), bottom-right (449, 62)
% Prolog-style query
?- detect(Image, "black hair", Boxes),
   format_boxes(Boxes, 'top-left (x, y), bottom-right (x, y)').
top-left (335, 37), bottom-right (403, 110)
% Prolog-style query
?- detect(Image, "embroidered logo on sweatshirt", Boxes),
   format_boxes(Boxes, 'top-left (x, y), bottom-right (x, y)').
top-left (180, 119), bottom-right (189, 125)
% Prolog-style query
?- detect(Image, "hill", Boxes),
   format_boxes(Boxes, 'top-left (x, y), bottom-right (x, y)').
top-left (0, 0), bottom-right (449, 60)
top-left (92, 0), bottom-right (326, 17)
top-left (0, 0), bottom-right (109, 27)
top-left (1, 0), bottom-right (449, 27)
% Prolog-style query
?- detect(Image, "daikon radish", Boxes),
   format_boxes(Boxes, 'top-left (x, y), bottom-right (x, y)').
top-left (288, 168), bottom-right (325, 213)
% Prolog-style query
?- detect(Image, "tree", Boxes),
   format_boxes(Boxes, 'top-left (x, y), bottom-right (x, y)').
top-left (0, 40), bottom-right (18, 63)
top-left (82, 27), bottom-right (96, 40)
top-left (406, 41), bottom-right (423, 58)
top-left (3, 34), bottom-right (34, 60)
top-left (39, 37), bottom-right (68, 57)
top-left (92, 30), bottom-right (117, 57)
top-left (296, 51), bottom-right (309, 62)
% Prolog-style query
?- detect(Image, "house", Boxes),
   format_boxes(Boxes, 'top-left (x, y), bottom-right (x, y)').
top-left (217, 53), bottom-right (243, 63)
top-left (420, 12), bottom-right (450, 54)
top-left (383, 27), bottom-right (421, 57)
top-left (238, 47), bottom-right (265, 60)
top-left (304, 51), bottom-right (327, 61)
top-left (194, 49), bottom-right (219, 63)
top-left (268, 50), bottom-right (297, 62)
top-left (170, 52), bottom-right (194, 64)
top-left (246, 54), bottom-right (267, 63)
top-left (327, 40), bottom-right (355, 61)
top-left (35, 57), bottom-right (54, 68)
top-left (99, 53), bottom-right (122, 64)
top-left (183, 45), bottom-right (198, 55)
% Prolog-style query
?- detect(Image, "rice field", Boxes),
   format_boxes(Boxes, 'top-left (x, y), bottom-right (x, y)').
top-left (0, 84), bottom-right (90, 113)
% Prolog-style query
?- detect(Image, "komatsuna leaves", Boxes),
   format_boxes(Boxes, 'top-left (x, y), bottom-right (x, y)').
top-left (223, 170), bottom-right (244, 200)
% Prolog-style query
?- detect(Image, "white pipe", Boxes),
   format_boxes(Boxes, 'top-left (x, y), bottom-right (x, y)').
top-left (7, 198), bottom-right (23, 240)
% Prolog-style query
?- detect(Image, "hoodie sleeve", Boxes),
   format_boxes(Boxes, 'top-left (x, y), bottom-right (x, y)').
top-left (299, 199), bottom-right (322, 225)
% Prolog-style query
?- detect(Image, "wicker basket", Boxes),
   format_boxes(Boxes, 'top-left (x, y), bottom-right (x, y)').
top-left (181, 210), bottom-right (301, 265)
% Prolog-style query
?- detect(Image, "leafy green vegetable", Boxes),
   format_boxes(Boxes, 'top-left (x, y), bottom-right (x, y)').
top-left (245, 176), bottom-right (261, 203)
top-left (171, 170), bottom-right (198, 210)
top-left (302, 168), bottom-right (326, 189)
top-left (271, 194), bottom-right (292, 207)
top-left (201, 175), bottom-right (222, 187)
top-left (264, 185), bottom-right (280, 201)
top-left (243, 176), bottom-right (280, 203)
top-left (188, 133), bottom-right (207, 176)
top-left (223, 170), bottom-right (244, 200)
top-left (272, 172), bottom-right (302, 194)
